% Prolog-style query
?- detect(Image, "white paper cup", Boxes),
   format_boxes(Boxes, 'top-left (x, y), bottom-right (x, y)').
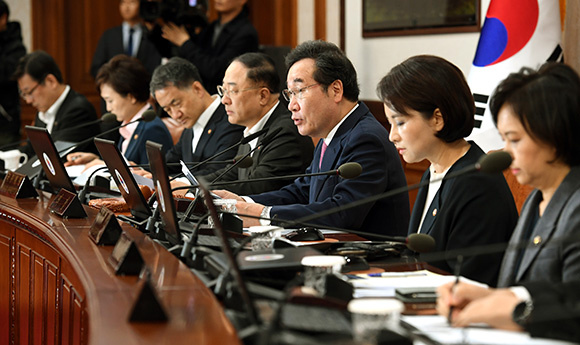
top-left (301, 255), bottom-right (346, 295)
top-left (248, 225), bottom-right (283, 250)
top-left (347, 298), bottom-right (404, 343)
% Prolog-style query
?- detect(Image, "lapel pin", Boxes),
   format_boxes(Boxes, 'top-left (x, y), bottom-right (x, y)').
top-left (133, 134), bottom-right (138, 140)
top-left (207, 129), bottom-right (212, 135)
top-left (532, 235), bottom-right (542, 245)
top-left (432, 208), bottom-right (437, 217)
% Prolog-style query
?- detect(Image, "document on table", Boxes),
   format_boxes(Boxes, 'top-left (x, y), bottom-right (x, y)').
top-left (402, 315), bottom-right (577, 345)
top-left (348, 271), bottom-right (486, 298)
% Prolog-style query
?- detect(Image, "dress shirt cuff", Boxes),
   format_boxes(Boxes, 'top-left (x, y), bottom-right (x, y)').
top-left (241, 196), bottom-right (254, 203)
top-left (509, 286), bottom-right (532, 302)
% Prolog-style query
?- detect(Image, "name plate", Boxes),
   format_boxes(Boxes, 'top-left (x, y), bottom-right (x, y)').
top-left (49, 189), bottom-right (87, 218)
top-left (0, 171), bottom-right (38, 199)
top-left (89, 206), bottom-right (122, 245)
top-left (109, 232), bottom-right (144, 276)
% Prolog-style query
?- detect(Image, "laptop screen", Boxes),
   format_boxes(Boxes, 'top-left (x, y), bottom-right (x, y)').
top-left (24, 126), bottom-right (76, 194)
top-left (95, 138), bottom-right (152, 220)
top-left (145, 141), bottom-right (181, 245)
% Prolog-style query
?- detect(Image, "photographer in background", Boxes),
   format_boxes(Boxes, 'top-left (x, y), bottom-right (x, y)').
top-left (150, 0), bottom-right (258, 93)
top-left (0, 0), bottom-right (26, 148)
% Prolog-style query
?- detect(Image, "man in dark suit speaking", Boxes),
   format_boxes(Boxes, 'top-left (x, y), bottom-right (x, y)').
top-left (149, 57), bottom-right (243, 180)
top-left (215, 40), bottom-right (410, 237)
top-left (14, 50), bottom-right (100, 158)
top-left (199, 52), bottom-right (313, 195)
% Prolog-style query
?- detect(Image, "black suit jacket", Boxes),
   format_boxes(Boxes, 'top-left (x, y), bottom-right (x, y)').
top-left (91, 25), bottom-right (162, 77)
top-left (411, 142), bottom-right (518, 286)
top-left (165, 104), bottom-right (244, 176)
top-left (21, 88), bottom-right (100, 157)
top-left (178, 8), bottom-right (259, 93)
top-left (521, 280), bottom-right (580, 342)
top-left (201, 103), bottom-right (314, 195)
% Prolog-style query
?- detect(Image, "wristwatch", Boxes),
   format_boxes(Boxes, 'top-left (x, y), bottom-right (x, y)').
top-left (512, 299), bottom-right (534, 326)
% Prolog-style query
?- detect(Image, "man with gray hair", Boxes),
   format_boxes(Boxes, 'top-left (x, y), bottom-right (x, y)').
top-left (150, 57), bottom-right (243, 177)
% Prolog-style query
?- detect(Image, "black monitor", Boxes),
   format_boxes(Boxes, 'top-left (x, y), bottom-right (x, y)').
top-left (24, 126), bottom-right (76, 194)
top-left (145, 141), bottom-right (181, 245)
top-left (95, 138), bottom-right (151, 220)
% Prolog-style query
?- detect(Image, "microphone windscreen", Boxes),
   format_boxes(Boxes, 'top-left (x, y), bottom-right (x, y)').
top-left (234, 155), bottom-right (253, 168)
top-left (101, 113), bottom-right (118, 123)
top-left (258, 127), bottom-right (283, 145)
top-left (141, 110), bottom-right (157, 122)
top-left (337, 162), bottom-right (362, 179)
top-left (407, 233), bottom-right (436, 253)
top-left (477, 151), bottom-right (512, 173)
top-left (240, 128), bottom-right (269, 144)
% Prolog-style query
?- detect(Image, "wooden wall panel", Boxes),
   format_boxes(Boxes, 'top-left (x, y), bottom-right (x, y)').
top-left (0, 228), bottom-right (14, 345)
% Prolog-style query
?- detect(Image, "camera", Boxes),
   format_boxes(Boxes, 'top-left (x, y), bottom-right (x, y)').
top-left (140, 0), bottom-right (208, 28)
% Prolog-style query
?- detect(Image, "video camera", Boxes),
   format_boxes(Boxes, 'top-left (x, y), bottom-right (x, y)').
top-left (140, 0), bottom-right (208, 28)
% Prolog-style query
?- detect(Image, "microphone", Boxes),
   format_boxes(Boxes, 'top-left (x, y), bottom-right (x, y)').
top-left (291, 151), bottom-right (512, 226)
top-left (56, 110), bottom-right (157, 155)
top-left (0, 113), bottom-right (118, 152)
top-left (168, 127), bottom-right (269, 183)
top-left (207, 162), bottom-right (363, 189)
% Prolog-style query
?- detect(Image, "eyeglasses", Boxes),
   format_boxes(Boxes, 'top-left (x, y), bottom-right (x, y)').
top-left (217, 85), bottom-right (265, 98)
top-left (19, 80), bottom-right (44, 99)
top-left (282, 83), bottom-right (320, 102)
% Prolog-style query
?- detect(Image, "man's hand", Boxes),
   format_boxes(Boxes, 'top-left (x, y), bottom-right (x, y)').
top-left (162, 23), bottom-right (190, 46)
top-left (64, 152), bottom-right (97, 167)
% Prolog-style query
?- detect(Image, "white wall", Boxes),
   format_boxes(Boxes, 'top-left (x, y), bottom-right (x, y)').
top-left (5, 0), bottom-right (31, 52)
top-left (340, 0), bottom-right (491, 100)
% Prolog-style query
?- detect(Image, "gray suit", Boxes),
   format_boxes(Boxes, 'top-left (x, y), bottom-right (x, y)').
top-left (497, 166), bottom-right (580, 287)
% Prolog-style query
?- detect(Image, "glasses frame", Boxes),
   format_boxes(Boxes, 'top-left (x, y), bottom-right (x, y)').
top-left (19, 78), bottom-right (45, 100)
top-left (217, 85), bottom-right (266, 98)
top-left (282, 83), bottom-right (320, 102)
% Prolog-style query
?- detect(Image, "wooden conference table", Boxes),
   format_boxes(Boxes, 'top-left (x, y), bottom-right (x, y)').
top-left (0, 190), bottom-right (241, 345)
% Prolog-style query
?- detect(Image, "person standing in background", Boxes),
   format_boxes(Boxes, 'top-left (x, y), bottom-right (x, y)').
top-left (0, 0), bottom-right (26, 148)
top-left (161, 0), bottom-right (259, 93)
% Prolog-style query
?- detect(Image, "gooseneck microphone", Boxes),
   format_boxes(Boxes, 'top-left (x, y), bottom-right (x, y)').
top-left (292, 151), bottom-right (512, 226)
top-left (207, 162), bottom-right (363, 188)
top-left (168, 127), bottom-right (270, 183)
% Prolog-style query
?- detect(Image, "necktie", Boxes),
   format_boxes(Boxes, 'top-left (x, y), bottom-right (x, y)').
top-left (319, 142), bottom-right (327, 169)
top-left (127, 28), bottom-right (134, 56)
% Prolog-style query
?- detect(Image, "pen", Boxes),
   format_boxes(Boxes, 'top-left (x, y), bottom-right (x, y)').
top-left (365, 271), bottom-right (428, 278)
top-left (448, 255), bottom-right (463, 324)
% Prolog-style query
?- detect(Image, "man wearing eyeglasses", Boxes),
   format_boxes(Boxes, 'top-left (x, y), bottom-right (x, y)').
top-left (215, 40), bottom-right (410, 237)
top-left (199, 52), bottom-right (313, 194)
top-left (14, 50), bottom-right (100, 158)
top-left (150, 57), bottom-right (243, 181)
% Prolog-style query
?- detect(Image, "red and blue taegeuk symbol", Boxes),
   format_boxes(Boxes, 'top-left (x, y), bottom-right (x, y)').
top-left (473, 0), bottom-right (539, 67)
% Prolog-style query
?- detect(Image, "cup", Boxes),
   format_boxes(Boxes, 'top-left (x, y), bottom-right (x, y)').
top-left (0, 149), bottom-right (27, 171)
top-left (248, 225), bottom-right (283, 250)
top-left (207, 199), bottom-right (237, 228)
top-left (300, 255), bottom-right (346, 295)
top-left (347, 298), bottom-right (404, 344)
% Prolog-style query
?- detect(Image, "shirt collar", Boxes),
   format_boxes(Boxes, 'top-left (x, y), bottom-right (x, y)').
top-left (39, 85), bottom-right (70, 121)
top-left (323, 103), bottom-right (359, 146)
top-left (193, 95), bottom-right (220, 132)
top-left (244, 101), bottom-right (279, 137)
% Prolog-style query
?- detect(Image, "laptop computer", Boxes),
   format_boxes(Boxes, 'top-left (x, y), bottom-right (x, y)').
top-left (94, 138), bottom-right (151, 221)
top-left (145, 141), bottom-right (243, 249)
top-left (24, 126), bottom-right (76, 194)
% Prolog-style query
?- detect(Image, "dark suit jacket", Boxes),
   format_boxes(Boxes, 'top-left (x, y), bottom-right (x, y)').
top-left (120, 115), bottom-right (173, 165)
top-left (521, 280), bottom-right (580, 342)
top-left (249, 102), bottom-right (410, 236)
top-left (201, 103), bottom-right (314, 195)
top-left (165, 104), bottom-right (244, 176)
top-left (91, 24), bottom-right (162, 77)
top-left (21, 89), bottom-right (100, 157)
top-left (497, 166), bottom-right (580, 288)
top-left (179, 8), bottom-right (259, 93)
top-left (410, 142), bottom-right (518, 286)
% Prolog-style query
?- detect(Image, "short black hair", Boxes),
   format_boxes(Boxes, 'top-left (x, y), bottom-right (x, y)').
top-left (150, 57), bottom-right (204, 97)
top-left (13, 50), bottom-right (63, 83)
top-left (96, 55), bottom-right (150, 103)
top-left (490, 62), bottom-right (580, 166)
top-left (377, 55), bottom-right (474, 143)
top-left (285, 40), bottom-right (359, 102)
top-left (233, 52), bottom-right (280, 93)
top-left (0, 1), bottom-right (9, 18)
